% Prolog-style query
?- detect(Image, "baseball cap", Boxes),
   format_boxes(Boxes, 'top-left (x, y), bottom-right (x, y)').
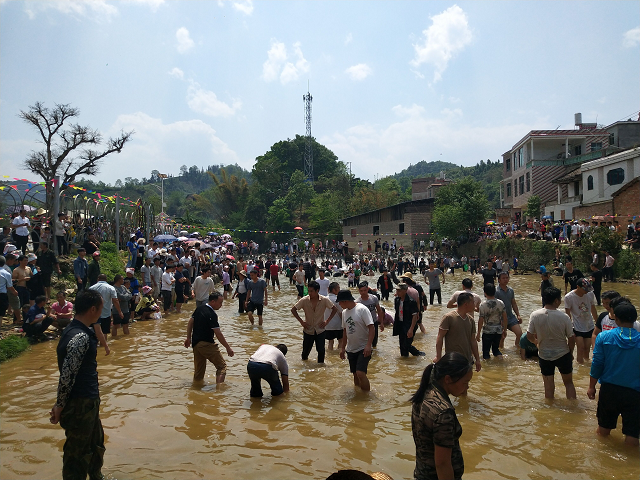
top-left (336, 290), bottom-right (355, 302)
top-left (576, 278), bottom-right (593, 292)
top-left (92, 251), bottom-right (101, 257)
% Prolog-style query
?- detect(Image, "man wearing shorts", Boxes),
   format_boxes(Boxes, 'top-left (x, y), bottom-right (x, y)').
top-left (564, 278), bottom-right (597, 364)
top-left (324, 282), bottom-right (343, 350)
top-left (527, 287), bottom-right (576, 399)
top-left (247, 344), bottom-right (289, 397)
top-left (337, 289), bottom-right (375, 391)
top-left (495, 272), bottom-right (523, 350)
top-left (588, 300), bottom-right (640, 446)
top-left (184, 292), bottom-right (234, 384)
top-left (245, 269), bottom-right (268, 325)
top-left (89, 274), bottom-right (123, 337)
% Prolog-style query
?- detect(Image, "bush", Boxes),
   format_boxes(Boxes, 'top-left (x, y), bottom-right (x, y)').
top-left (97, 242), bottom-right (128, 282)
top-left (616, 249), bottom-right (640, 280)
top-left (0, 336), bottom-right (30, 363)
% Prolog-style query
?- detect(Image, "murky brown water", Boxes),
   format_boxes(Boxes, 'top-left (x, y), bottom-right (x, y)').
top-left (1, 271), bottom-right (639, 479)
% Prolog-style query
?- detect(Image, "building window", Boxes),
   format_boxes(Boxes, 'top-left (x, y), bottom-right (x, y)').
top-left (609, 133), bottom-right (615, 146)
top-left (373, 225), bottom-right (379, 235)
top-left (399, 223), bottom-right (405, 234)
top-left (526, 172), bottom-right (530, 192)
top-left (519, 175), bottom-right (525, 195)
top-left (574, 145), bottom-right (582, 156)
top-left (507, 182), bottom-right (512, 197)
top-left (591, 142), bottom-right (603, 151)
top-left (351, 229), bottom-right (357, 238)
top-left (606, 168), bottom-right (625, 186)
top-left (573, 181), bottom-right (580, 197)
top-left (506, 158), bottom-right (511, 171)
top-left (587, 175), bottom-right (594, 190)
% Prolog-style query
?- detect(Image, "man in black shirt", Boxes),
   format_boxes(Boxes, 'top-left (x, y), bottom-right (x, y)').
top-left (481, 260), bottom-right (498, 287)
top-left (563, 258), bottom-right (584, 294)
top-left (50, 289), bottom-right (105, 480)
top-left (589, 263), bottom-right (603, 305)
top-left (36, 241), bottom-right (61, 301)
top-left (184, 291), bottom-right (234, 384)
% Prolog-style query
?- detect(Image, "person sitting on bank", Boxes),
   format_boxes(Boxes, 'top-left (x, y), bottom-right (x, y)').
top-left (50, 291), bottom-right (74, 330)
top-left (23, 295), bottom-right (54, 338)
top-left (247, 343), bottom-right (290, 398)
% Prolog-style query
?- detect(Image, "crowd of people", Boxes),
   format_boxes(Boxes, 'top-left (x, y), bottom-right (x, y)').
top-left (1, 209), bottom-right (638, 480)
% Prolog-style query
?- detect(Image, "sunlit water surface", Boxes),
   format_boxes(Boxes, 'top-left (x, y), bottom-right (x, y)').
top-left (1, 271), bottom-right (639, 479)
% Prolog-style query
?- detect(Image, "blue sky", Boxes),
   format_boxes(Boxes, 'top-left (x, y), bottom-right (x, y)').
top-left (1, 0), bottom-right (639, 185)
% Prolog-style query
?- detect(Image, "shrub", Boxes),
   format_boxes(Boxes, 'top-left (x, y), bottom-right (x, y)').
top-left (97, 242), bottom-right (128, 282)
top-left (0, 336), bottom-right (30, 363)
top-left (616, 249), bottom-right (640, 280)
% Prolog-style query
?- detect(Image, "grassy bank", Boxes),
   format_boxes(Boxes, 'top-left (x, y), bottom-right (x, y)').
top-left (0, 336), bottom-right (30, 363)
top-left (457, 228), bottom-right (640, 280)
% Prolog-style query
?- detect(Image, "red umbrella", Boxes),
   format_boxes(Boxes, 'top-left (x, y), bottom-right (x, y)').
top-left (226, 254), bottom-right (235, 260)
top-left (294, 226), bottom-right (303, 230)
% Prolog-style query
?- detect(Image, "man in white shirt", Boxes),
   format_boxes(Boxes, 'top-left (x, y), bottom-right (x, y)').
top-left (564, 278), bottom-right (597, 364)
top-left (337, 289), bottom-right (375, 391)
top-left (247, 344), bottom-right (289, 397)
top-left (527, 286), bottom-right (576, 399)
top-left (161, 265), bottom-right (175, 313)
top-left (11, 209), bottom-right (31, 254)
top-left (447, 278), bottom-right (482, 314)
top-left (603, 250), bottom-right (615, 282)
top-left (316, 268), bottom-right (330, 296)
top-left (324, 282), bottom-right (343, 350)
top-left (193, 268), bottom-right (215, 308)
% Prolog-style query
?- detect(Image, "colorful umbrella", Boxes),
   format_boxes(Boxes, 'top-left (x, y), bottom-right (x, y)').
top-left (486, 221), bottom-right (496, 225)
top-left (226, 254), bottom-right (235, 260)
top-left (294, 226), bottom-right (303, 230)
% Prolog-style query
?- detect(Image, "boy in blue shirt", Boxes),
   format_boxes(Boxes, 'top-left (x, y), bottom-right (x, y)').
top-left (588, 298), bottom-right (640, 446)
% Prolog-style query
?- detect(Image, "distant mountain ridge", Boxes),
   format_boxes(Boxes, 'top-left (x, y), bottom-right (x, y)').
top-left (390, 160), bottom-right (459, 180)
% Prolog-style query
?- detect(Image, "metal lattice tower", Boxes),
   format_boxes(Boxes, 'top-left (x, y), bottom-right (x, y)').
top-left (303, 89), bottom-right (313, 184)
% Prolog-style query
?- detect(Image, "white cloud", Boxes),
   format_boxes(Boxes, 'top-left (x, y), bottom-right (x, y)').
top-left (102, 112), bottom-right (239, 183)
top-left (345, 33), bottom-right (353, 46)
top-left (186, 83), bottom-right (241, 117)
top-left (232, 0), bottom-right (253, 15)
top-left (623, 26), bottom-right (640, 48)
top-left (320, 103), bottom-right (533, 180)
top-left (262, 41), bottom-right (309, 85)
top-left (176, 27), bottom-right (194, 54)
top-left (345, 63), bottom-right (372, 81)
top-left (410, 4), bottom-right (472, 83)
top-left (24, 0), bottom-right (118, 21)
top-left (168, 67), bottom-right (184, 79)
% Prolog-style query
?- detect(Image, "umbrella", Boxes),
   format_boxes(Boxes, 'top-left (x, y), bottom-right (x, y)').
top-left (221, 233), bottom-right (231, 239)
top-left (189, 232), bottom-right (200, 237)
top-left (208, 232), bottom-right (218, 236)
top-left (154, 234), bottom-right (178, 242)
top-left (226, 254), bottom-right (235, 260)
top-left (226, 241), bottom-right (235, 246)
top-left (294, 226), bottom-right (303, 230)
top-left (486, 221), bottom-right (496, 225)
top-left (177, 236), bottom-right (189, 241)
top-left (180, 230), bottom-right (188, 235)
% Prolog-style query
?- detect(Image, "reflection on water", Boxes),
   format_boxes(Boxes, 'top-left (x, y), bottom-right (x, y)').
top-left (1, 272), bottom-right (639, 479)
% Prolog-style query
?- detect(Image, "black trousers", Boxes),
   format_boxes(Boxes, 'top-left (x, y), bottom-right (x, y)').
top-left (398, 324), bottom-right (421, 357)
top-left (302, 331), bottom-right (326, 363)
top-left (15, 234), bottom-right (29, 254)
top-left (162, 290), bottom-right (172, 311)
top-left (56, 235), bottom-right (68, 255)
top-left (429, 288), bottom-right (442, 305)
top-left (0, 293), bottom-right (8, 317)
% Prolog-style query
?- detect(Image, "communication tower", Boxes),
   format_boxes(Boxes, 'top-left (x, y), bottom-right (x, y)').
top-left (303, 89), bottom-right (313, 184)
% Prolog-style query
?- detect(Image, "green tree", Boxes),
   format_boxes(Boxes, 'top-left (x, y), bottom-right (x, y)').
top-left (208, 168), bottom-right (249, 222)
top-left (284, 170), bottom-right (315, 224)
top-left (525, 195), bottom-right (541, 219)
top-left (432, 177), bottom-right (490, 241)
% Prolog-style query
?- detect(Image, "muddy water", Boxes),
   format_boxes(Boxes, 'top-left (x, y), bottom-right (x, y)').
top-left (1, 272), bottom-right (639, 480)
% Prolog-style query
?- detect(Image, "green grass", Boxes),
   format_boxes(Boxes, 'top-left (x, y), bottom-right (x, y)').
top-left (0, 336), bottom-right (30, 363)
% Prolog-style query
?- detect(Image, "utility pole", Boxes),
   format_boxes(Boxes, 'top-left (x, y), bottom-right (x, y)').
top-left (303, 86), bottom-right (313, 184)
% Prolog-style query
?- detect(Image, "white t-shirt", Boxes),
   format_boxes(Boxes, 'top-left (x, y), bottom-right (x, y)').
top-left (527, 308), bottom-right (574, 361)
top-left (250, 344), bottom-right (288, 376)
top-left (564, 290), bottom-right (596, 332)
top-left (161, 271), bottom-right (174, 291)
top-left (325, 293), bottom-right (343, 330)
top-left (12, 216), bottom-right (30, 237)
top-left (341, 303), bottom-right (374, 353)
top-left (193, 276), bottom-right (214, 302)
top-left (317, 278), bottom-right (330, 296)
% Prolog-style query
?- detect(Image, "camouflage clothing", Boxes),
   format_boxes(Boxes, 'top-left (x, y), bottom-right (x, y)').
top-left (411, 381), bottom-right (463, 480)
top-left (60, 397), bottom-right (105, 480)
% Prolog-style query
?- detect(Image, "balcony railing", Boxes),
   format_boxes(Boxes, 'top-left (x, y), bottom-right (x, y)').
top-left (525, 146), bottom-right (619, 168)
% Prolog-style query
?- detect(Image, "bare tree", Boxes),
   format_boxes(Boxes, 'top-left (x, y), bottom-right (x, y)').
top-left (19, 102), bottom-right (133, 209)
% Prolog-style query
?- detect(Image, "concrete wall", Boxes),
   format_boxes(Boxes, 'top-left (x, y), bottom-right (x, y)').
top-left (582, 154), bottom-right (640, 204)
top-left (608, 122), bottom-right (640, 149)
top-left (574, 201), bottom-right (614, 220)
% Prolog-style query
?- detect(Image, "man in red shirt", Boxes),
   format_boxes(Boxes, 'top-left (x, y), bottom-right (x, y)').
top-left (269, 261), bottom-right (280, 291)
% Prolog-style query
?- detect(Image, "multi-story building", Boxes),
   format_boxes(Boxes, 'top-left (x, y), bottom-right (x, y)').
top-left (500, 114), bottom-right (640, 221)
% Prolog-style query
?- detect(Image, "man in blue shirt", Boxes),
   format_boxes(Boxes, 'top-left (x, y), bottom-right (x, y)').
top-left (24, 295), bottom-right (54, 337)
top-left (588, 298), bottom-right (640, 446)
top-left (0, 256), bottom-right (18, 318)
top-left (73, 248), bottom-right (89, 291)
